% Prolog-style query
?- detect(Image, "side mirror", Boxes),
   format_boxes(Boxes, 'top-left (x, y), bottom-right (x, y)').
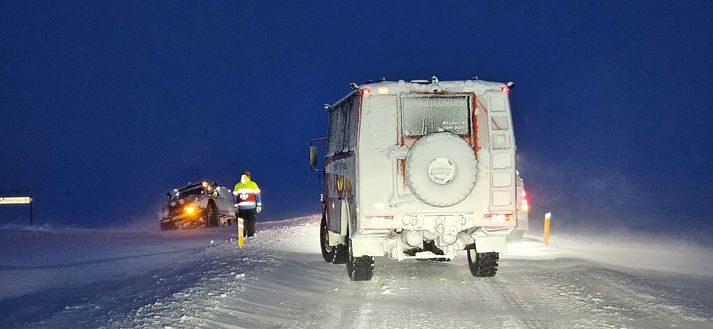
top-left (308, 137), bottom-right (326, 173)
top-left (309, 145), bottom-right (318, 170)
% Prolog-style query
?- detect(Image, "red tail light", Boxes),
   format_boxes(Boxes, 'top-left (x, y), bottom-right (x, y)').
top-left (520, 189), bottom-right (529, 212)
top-left (485, 213), bottom-right (512, 223)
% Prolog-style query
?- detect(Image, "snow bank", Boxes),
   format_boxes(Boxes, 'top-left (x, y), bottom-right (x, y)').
top-left (507, 231), bottom-right (713, 277)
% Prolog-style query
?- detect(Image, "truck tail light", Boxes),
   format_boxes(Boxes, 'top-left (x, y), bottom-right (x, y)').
top-left (520, 189), bottom-right (529, 212)
top-left (363, 215), bottom-right (393, 227)
top-left (485, 213), bottom-right (512, 223)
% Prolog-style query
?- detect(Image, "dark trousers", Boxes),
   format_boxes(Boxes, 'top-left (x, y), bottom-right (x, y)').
top-left (237, 208), bottom-right (257, 237)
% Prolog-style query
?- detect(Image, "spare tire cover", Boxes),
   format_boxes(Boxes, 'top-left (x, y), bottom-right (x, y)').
top-left (406, 132), bottom-right (478, 207)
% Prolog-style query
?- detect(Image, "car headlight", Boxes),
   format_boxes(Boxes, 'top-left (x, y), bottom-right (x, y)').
top-left (184, 205), bottom-right (197, 215)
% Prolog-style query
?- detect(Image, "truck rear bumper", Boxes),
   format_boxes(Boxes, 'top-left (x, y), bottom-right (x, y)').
top-left (351, 225), bottom-right (511, 260)
top-left (359, 212), bottom-right (516, 232)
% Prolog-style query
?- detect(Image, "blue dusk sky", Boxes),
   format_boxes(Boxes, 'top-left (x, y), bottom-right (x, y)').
top-left (1, 1), bottom-right (712, 236)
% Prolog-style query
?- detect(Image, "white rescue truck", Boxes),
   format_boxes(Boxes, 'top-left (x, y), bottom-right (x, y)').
top-left (309, 77), bottom-right (520, 280)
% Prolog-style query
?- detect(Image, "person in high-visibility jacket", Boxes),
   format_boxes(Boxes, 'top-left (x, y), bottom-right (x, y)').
top-left (233, 170), bottom-right (262, 237)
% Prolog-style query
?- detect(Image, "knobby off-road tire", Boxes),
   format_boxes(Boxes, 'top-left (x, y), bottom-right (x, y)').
top-left (467, 248), bottom-right (499, 277)
top-left (346, 230), bottom-right (374, 281)
top-left (204, 202), bottom-right (220, 227)
top-left (332, 244), bottom-right (348, 264)
top-left (320, 210), bottom-right (348, 264)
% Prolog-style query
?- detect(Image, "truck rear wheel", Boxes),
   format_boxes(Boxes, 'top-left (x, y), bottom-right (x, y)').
top-left (346, 230), bottom-right (374, 281)
top-left (320, 210), bottom-right (347, 264)
top-left (467, 248), bottom-right (499, 277)
top-left (332, 244), bottom-right (348, 264)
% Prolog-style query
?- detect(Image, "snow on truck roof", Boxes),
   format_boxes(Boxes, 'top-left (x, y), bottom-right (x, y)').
top-left (329, 78), bottom-right (511, 107)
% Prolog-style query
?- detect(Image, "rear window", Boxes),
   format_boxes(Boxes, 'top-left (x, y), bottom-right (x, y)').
top-left (401, 95), bottom-right (471, 137)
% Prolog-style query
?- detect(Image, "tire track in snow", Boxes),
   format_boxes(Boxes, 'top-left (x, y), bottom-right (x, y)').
top-left (472, 273), bottom-right (550, 329)
top-left (159, 217), bottom-right (340, 329)
top-left (574, 267), bottom-right (711, 327)
top-left (503, 259), bottom-right (713, 329)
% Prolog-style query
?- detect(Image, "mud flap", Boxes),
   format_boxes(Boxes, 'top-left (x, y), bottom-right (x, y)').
top-left (351, 235), bottom-right (386, 257)
top-left (474, 235), bottom-right (507, 253)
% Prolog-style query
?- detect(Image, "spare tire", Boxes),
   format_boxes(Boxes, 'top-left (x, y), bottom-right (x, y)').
top-left (405, 132), bottom-right (478, 207)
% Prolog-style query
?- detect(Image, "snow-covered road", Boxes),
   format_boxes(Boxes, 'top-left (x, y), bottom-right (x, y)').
top-left (2, 216), bottom-right (712, 328)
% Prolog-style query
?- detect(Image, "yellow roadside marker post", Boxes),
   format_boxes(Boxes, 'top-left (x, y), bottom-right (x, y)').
top-left (544, 212), bottom-right (552, 245)
top-left (237, 217), bottom-right (245, 248)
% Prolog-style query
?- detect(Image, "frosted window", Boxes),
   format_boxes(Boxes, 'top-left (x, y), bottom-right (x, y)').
top-left (327, 106), bottom-right (345, 156)
top-left (344, 98), bottom-right (358, 152)
top-left (401, 96), bottom-right (470, 137)
top-left (328, 95), bottom-right (358, 155)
